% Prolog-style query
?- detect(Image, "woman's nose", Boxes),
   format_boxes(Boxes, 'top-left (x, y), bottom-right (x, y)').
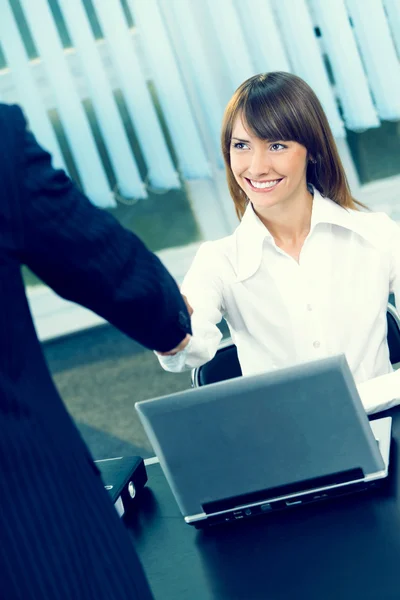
top-left (248, 150), bottom-right (271, 178)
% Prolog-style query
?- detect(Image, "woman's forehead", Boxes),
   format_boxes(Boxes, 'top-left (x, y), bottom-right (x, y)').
top-left (231, 115), bottom-right (279, 142)
top-left (231, 114), bottom-right (255, 138)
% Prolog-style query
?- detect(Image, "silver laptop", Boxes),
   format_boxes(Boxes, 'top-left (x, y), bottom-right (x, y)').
top-left (136, 355), bottom-right (392, 527)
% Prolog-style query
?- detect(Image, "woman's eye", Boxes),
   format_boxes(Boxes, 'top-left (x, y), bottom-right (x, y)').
top-left (270, 143), bottom-right (285, 151)
top-left (232, 142), bottom-right (248, 150)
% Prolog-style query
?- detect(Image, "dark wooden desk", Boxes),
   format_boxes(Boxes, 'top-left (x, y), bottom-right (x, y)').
top-left (127, 407), bottom-right (400, 600)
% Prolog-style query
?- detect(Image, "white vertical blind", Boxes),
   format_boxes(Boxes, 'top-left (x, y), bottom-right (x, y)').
top-left (0, 0), bottom-right (66, 171)
top-left (272, 0), bottom-right (345, 138)
top-left (384, 0), bottom-right (400, 58)
top-left (346, 0), bottom-right (400, 120)
top-left (310, 0), bottom-right (379, 131)
top-left (58, 0), bottom-right (146, 199)
top-left (162, 0), bottom-right (226, 161)
top-left (19, 0), bottom-right (115, 208)
top-left (234, 0), bottom-right (291, 73)
top-left (91, 0), bottom-right (180, 190)
top-left (127, 0), bottom-right (211, 179)
top-left (204, 0), bottom-right (255, 90)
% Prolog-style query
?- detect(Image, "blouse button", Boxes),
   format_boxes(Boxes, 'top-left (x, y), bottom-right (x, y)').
top-left (313, 340), bottom-right (321, 349)
top-left (306, 304), bottom-right (313, 311)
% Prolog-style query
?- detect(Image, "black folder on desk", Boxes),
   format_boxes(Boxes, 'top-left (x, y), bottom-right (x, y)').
top-left (95, 456), bottom-right (147, 517)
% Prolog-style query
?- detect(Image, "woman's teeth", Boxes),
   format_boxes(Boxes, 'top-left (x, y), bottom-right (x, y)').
top-left (250, 179), bottom-right (280, 189)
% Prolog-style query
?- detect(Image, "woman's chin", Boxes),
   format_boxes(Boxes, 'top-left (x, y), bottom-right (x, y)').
top-left (250, 194), bottom-right (284, 212)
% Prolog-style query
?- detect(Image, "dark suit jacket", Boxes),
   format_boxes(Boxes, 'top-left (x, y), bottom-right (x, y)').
top-left (0, 104), bottom-right (191, 599)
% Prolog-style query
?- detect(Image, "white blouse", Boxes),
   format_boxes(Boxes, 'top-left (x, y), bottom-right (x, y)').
top-left (158, 189), bottom-right (400, 385)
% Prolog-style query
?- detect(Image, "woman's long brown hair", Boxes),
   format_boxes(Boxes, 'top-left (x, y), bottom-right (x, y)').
top-left (221, 72), bottom-right (365, 220)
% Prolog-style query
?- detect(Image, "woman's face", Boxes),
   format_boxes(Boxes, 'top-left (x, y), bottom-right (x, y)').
top-left (230, 114), bottom-right (309, 213)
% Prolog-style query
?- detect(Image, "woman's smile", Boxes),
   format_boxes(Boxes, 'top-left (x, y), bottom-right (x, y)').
top-left (244, 177), bottom-right (283, 193)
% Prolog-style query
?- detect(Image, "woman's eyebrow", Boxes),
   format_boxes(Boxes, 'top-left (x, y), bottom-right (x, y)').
top-left (231, 136), bottom-right (286, 143)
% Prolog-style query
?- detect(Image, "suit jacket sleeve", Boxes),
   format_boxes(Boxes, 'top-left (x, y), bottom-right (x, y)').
top-left (13, 105), bottom-right (191, 352)
top-left (156, 241), bottom-right (224, 372)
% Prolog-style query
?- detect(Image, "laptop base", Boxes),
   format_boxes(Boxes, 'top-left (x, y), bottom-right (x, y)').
top-left (191, 478), bottom-right (385, 529)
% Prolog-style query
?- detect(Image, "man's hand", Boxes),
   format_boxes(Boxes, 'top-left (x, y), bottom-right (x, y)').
top-left (156, 293), bottom-right (192, 356)
top-left (157, 334), bottom-right (191, 356)
top-left (181, 293), bottom-right (193, 316)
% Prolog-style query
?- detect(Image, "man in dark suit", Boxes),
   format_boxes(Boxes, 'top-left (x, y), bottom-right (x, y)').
top-left (0, 103), bottom-right (191, 599)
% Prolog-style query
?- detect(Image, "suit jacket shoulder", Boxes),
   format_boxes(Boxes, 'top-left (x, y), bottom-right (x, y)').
top-left (0, 102), bottom-right (191, 351)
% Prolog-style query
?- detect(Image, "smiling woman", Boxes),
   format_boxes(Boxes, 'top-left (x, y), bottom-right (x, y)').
top-left (221, 72), bottom-right (363, 220)
top-left (155, 71), bottom-right (400, 390)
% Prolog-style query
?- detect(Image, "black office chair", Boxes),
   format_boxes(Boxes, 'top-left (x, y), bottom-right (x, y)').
top-left (191, 303), bottom-right (400, 388)
top-left (387, 302), bottom-right (400, 364)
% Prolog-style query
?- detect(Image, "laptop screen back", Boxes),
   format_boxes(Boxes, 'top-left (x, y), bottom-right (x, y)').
top-left (136, 355), bottom-right (384, 517)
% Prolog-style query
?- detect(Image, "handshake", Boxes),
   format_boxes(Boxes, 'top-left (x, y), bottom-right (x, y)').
top-left (158, 294), bottom-right (193, 356)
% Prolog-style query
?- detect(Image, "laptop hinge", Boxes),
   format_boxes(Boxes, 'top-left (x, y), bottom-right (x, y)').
top-left (202, 468), bottom-right (364, 514)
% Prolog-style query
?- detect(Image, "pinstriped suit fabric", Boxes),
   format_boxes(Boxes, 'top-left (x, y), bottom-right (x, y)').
top-left (0, 104), bottom-right (191, 599)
